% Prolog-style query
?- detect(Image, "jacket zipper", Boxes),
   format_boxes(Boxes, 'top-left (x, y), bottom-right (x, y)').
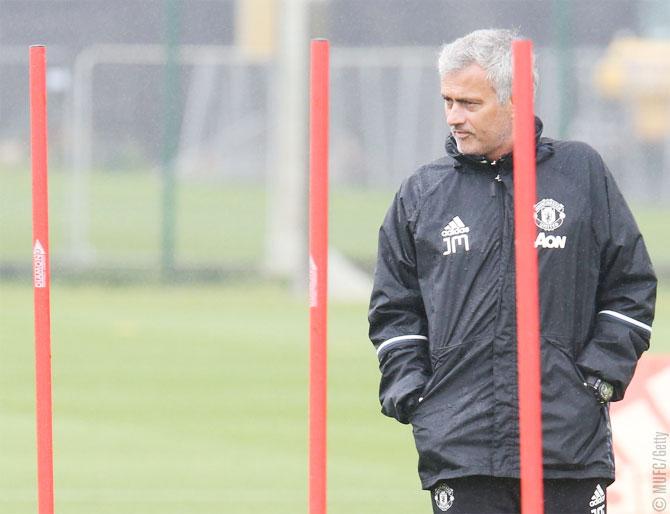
top-left (490, 171), bottom-right (507, 474)
top-left (493, 173), bottom-right (506, 325)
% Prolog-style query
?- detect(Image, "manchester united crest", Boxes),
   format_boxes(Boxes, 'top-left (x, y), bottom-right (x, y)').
top-left (534, 198), bottom-right (566, 232)
top-left (433, 483), bottom-right (455, 511)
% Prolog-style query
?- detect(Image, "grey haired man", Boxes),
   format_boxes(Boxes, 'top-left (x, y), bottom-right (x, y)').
top-left (368, 28), bottom-right (656, 513)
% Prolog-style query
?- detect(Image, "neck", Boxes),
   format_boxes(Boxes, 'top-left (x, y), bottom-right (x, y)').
top-left (485, 143), bottom-right (513, 162)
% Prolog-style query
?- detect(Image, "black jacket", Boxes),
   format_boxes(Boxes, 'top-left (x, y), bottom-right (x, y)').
top-left (368, 119), bottom-right (657, 489)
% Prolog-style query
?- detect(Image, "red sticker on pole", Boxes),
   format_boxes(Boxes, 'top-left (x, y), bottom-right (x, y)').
top-left (30, 44), bottom-right (55, 514)
top-left (512, 39), bottom-right (545, 514)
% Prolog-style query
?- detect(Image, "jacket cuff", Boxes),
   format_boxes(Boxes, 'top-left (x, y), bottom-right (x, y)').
top-left (378, 338), bottom-right (431, 423)
top-left (577, 315), bottom-right (650, 401)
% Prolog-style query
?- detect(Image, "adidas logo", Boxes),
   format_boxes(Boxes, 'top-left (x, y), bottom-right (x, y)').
top-left (442, 216), bottom-right (470, 256)
top-left (589, 484), bottom-right (605, 511)
top-left (441, 216), bottom-right (470, 237)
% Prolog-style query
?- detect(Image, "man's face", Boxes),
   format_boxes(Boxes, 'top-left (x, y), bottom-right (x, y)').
top-left (441, 63), bottom-right (514, 161)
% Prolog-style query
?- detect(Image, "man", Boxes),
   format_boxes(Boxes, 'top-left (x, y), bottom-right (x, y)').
top-left (368, 29), bottom-right (656, 514)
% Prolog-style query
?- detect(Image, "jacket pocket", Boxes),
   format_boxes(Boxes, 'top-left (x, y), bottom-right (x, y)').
top-left (410, 337), bottom-right (494, 482)
top-left (541, 338), bottom-right (607, 468)
top-left (414, 335), bottom-right (492, 409)
top-left (417, 339), bottom-right (471, 405)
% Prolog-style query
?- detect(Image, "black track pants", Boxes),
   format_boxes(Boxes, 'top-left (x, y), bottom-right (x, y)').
top-left (430, 475), bottom-right (608, 514)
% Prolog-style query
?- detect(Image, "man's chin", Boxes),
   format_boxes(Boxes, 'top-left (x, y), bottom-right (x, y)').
top-left (455, 141), bottom-right (483, 157)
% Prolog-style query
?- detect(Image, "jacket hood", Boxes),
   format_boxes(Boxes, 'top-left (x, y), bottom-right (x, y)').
top-left (445, 116), bottom-right (554, 172)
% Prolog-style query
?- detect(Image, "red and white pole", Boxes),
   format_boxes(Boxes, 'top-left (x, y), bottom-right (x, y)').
top-left (30, 44), bottom-right (55, 514)
top-left (512, 39), bottom-right (544, 514)
top-left (308, 38), bottom-right (329, 514)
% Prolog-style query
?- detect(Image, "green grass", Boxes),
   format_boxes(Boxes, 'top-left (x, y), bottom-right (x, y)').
top-left (0, 282), bottom-right (425, 513)
top-left (0, 168), bottom-right (394, 269)
top-left (1, 282), bottom-right (668, 513)
top-left (1, 167), bottom-right (667, 273)
top-left (1, 165), bottom-right (668, 512)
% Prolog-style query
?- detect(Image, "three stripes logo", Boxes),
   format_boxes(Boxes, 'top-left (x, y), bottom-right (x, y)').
top-left (441, 216), bottom-right (470, 256)
top-left (589, 484), bottom-right (605, 514)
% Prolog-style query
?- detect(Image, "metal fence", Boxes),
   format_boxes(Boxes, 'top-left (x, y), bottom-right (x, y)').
top-left (0, 43), bottom-right (668, 274)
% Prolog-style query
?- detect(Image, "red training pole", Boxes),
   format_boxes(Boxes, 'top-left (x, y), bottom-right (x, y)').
top-left (308, 38), bottom-right (329, 514)
top-left (512, 39), bottom-right (544, 514)
top-left (30, 44), bottom-right (55, 514)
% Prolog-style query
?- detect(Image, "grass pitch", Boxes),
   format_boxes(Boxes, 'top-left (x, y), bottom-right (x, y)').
top-left (0, 168), bottom-right (395, 269)
top-left (1, 282), bottom-right (668, 513)
top-left (1, 167), bottom-right (667, 512)
top-left (0, 282), bottom-right (425, 513)
top-left (1, 167), bottom-right (668, 271)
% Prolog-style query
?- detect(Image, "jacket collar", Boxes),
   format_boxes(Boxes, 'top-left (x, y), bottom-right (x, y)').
top-left (446, 117), bottom-right (554, 173)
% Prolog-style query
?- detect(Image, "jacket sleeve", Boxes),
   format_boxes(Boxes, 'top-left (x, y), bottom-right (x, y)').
top-left (576, 162), bottom-right (657, 401)
top-left (368, 183), bottom-right (432, 424)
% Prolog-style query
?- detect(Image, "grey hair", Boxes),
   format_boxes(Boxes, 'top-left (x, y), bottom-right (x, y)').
top-left (438, 28), bottom-right (538, 104)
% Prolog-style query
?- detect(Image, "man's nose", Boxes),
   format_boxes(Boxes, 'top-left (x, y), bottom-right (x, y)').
top-left (446, 103), bottom-right (466, 126)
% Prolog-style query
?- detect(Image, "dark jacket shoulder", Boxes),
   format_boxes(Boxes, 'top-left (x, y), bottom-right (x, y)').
top-left (546, 139), bottom-right (608, 169)
top-left (398, 156), bottom-right (459, 222)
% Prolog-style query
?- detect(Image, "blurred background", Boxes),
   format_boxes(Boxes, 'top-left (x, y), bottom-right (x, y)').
top-left (0, 1), bottom-right (668, 513)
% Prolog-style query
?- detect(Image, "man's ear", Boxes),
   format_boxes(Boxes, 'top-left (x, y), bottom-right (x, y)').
top-left (506, 98), bottom-right (515, 119)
